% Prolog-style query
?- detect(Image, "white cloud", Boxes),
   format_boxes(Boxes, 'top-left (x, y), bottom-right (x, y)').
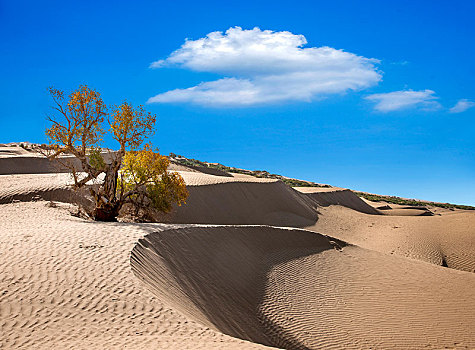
top-left (449, 99), bottom-right (475, 113)
top-left (148, 26), bottom-right (382, 106)
top-left (365, 89), bottom-right (441, 112)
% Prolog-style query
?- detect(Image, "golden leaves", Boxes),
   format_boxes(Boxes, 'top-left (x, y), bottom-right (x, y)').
top-left (121, 143), bottom-right (169, 185)
top-left (45, 84), bottom-right (182, 217)
top-left (110, 101), bottom-right (156, 151)
top-left (119, 146), bottom-right (188, 212)
top-left (46, 85), bottom-right (155, 155)
top-left (46, 85), bottom-right (106, 153)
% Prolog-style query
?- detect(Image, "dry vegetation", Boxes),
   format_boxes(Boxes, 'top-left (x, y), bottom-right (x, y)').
top-left (170, 154), bottom-right (331, 188)
top-left (355, 191), bottom-right (475, 210)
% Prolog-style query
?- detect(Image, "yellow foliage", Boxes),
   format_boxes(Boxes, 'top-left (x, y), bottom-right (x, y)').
top-left (119, 144), bottom-right (188, 213)
top-left (45, 84), bottom-right (183, 221)
top-left (46, 85), bottom-right (106, 153)
top-left (110, 102), bottom-right (156, 151)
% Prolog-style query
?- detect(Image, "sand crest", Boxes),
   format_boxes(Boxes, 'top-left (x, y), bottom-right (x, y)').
top-left (161, 174), bottom-right (318, 226)
top-left (132, 226), bottom-right (475, 350)
top-left (0, 202), bottom-right (272, 349)
top-left (1, 152), bottom-right (474, 349)
top-left (295, 187), bottom-right (380, 214)
top-left (309, 205), bottom-right (475, 272)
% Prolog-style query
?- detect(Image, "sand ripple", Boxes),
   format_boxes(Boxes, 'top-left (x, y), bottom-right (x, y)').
top-left (0, 203), bottom-right (271, 349)
top-left (132, 226), bottom-right (475, 350)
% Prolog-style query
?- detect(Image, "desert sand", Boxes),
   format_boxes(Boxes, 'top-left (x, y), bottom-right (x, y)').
top-left (308, 204), bottom-right (475, 272)
top-left (1, 146), bottom-right (474, 349)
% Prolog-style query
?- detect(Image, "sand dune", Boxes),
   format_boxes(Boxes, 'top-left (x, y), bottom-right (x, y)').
top-left (0, 146), bottom-right (231, 177)
top-left (309, 205), bottom-right (475, 272)
top-left (2, 172), bottom-right (473, 273)
top-left (169, 160), bottom-right (233, 177)
top-left (295, 187), bottom-right (380, 215)
top-left (161, 174), bottom-right (317, 227)
top-left (0, 155), bottom-right (82, 175)
top-left (0, 172), bottom-right (318, 227)
top-left (0, 146), bottom-right (116, 175)
top-left (0, 174), bottom-right (91, 206)
top-left (132, 226), bottom-right (475, 350)
top-left (360, 198), bottom-right (435, 216)
top-left (1, 152), bottom-right (474, 349)
top-left (0, 202), bottom-right (272, 349)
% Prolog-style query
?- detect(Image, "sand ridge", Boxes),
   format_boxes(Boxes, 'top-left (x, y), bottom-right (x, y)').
top-left (1, 154), bottom-right (474, 349)
top-left (131, 226), bottom-right (338, 349)
top-left (132, 226), bottom-right (475, 350)
top-left (295, 186), bottom-right (380, 215)
top-left (309, 205), bottom-right (475, 272)
top-left (161, 175), bottom-right (318, 227)
top-left (0, 202), bottom-right (273, 349)
top-left (0, 173), bottom-right (318, 227)
top-left (0, 146), bottom-right (115, 175)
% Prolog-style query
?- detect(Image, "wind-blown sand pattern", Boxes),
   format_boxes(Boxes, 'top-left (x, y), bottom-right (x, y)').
top-left (0, 202), bottom-right (271, 349)
top-left (295, 186), bottom-right (380, 214)
top-left (132, 226), bottom-right (475, 350)
top-left (162, 174), bottom-right (317, 226)
top-left (0, 174), bottom-right (90, 206)
top-left (309, 205), bottom-right (475, 272)
top-left (1, 149), bottom-right (474, 349)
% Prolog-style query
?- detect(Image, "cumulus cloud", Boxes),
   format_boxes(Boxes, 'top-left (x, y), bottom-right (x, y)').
top-left (449, 99), bottom-right (475, 113)
top-left (148, 27), bottom-right (382, 106)
top-left (365, 89), bottom-right (441, 112)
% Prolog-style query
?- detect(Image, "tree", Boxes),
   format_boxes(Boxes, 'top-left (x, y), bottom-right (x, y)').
top-left (45, 85), bottom-right (188, 221)
top-left (119, 144), bottom-right (188, 218)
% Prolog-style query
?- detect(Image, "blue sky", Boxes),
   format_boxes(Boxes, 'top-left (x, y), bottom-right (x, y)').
top-left (1, 0), bottom-right (474, 205)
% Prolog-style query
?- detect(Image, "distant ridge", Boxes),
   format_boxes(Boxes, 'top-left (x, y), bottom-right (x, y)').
top-left (170, 153), bottom-right (475, 210)
top-left (0, 143), bottom-right (472, 210)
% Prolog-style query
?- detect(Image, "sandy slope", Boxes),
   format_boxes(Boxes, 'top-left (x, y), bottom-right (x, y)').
top-left (161, 175), bottom-right (317, 226)
top-left (0, 145), bottom-right (82, 175)
top-left (1, 172), bottom-right (473, 273)
top-left (360, 197), bottom-right (436, 216)
top-left (295, 187), bottom-right (380, 215)
top-left (0, 146), bottom-right (112, 175)
top-left (1, 154), bottom-right (474, 349)
top-left (132, 226), bottom-right (475, 350)
top-left (0, 174), bottom-right (90, 206)
top-left (0, 172), bottom-right (318, 228)
top-left (309, 205), bottom-right (475, 272)
top-left (0, 202), bottom-right (272, 349)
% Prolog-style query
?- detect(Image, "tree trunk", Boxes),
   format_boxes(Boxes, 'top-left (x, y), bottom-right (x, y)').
top-left (103, 161), bottom-right (119, 200)
top-left (90, 158), bottom-right (122, 221)
top-left (92, 202), bottom-right (120, 222)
